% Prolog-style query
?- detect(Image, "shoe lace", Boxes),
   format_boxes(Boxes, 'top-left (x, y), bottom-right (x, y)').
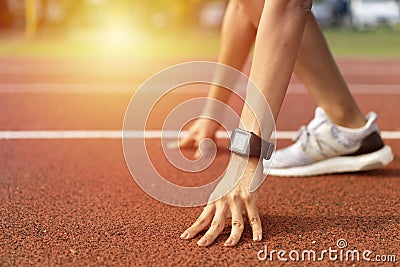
top-left (294, 126), bottom-right (323, 152)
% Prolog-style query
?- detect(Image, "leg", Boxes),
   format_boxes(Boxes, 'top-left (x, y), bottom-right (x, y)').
top-left (240, 0), bottom-right (393, 178)
top-left (180, 1), bottom-right (312, 248)
top-left (248, 4), bottom-right (393, 176)
top-left (238, 1), bottom-right (366, 128)
top-left (294, 15), bottom-right (366, 128)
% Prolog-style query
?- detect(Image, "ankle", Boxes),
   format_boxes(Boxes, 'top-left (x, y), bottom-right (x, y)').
top-left (324, 107), bottom-right (366, 129)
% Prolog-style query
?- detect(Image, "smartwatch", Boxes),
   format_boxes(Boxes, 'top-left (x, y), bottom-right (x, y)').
top-left (228, 128), bottom-right (274, 160)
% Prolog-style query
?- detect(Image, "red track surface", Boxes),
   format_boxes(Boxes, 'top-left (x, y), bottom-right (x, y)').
top-left (1, 57), bottom-right (399, 266)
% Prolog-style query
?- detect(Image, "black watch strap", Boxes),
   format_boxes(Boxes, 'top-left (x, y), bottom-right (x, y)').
top-left (228, 128), bottom-right (274, 160)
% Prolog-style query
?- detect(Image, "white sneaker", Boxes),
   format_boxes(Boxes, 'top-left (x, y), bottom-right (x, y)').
top-left (265, 107), bottom-right (394, 177)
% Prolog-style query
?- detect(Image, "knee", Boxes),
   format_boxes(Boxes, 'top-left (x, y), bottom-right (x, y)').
top-left (231, 0), bottom-right (246, 10)
top-left (231, 0), bottom-right (243, 6)
top-left (301, 0), bottom-right (313, 12)
top-left (291, 0), bottom-right (313, 12)
top-left (271, 0), bottom-right (313, 13)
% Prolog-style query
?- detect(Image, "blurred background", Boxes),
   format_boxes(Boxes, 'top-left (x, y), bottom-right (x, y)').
top-left (0, 0), bottom-right (400, 60)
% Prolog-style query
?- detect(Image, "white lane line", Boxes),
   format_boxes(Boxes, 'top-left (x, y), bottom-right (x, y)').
top-left (0, 83), bottom-right (136, 93)
top-left (287, 84), bottom-right (400, 95)
top-left (1, 61), bottom-right (399, 75)
top-left (1, 130), bottom-right (399, 140)
top-left (0, 83), bottom-right (399, 94)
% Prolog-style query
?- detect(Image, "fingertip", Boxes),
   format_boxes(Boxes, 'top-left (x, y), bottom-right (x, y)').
top-left (180, 231), bottom-right (189, 239)
top-left (197, 237), bottom-right (209, 247)
top-left (224, 238), bottom-right (235, 247)
top-left (253, 233), bottom-right (262, 242)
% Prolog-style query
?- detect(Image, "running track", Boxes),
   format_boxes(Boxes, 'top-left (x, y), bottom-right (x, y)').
top-left (1, 57), bottom-right (399, 266)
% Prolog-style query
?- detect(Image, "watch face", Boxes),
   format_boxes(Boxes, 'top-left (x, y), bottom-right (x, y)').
top-left (230, 131), bottom-right (249, 153)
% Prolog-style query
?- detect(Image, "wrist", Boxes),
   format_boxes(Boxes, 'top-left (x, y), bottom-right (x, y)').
top-left (228, 128), bottom-right (274, 160)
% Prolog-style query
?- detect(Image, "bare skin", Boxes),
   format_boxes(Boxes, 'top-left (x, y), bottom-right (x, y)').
top-left (180, 154), bottom-right (264, 246)
top-left (178, 1), bottom-right (256, 158)
top-left (181, 0), bottom-right (312, 247)
top-left (180, 0), bottom-right (366, 247)
top-left (179, 0), bottom-right (366, 156)
top-left (233, 0), bottom-right (366, 128)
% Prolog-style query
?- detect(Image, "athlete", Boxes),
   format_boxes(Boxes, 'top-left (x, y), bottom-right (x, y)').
top-left (178, 0), bottom-right (393, 247)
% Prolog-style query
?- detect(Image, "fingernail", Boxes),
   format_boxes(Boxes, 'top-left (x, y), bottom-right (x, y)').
top-left (197, 238), bottom-right (208, 246)
top-left (224, 238), bottom-right (233, 246)
top-left (253, 234), bottom-right (261, 241)
top-left (180, 231), bottom-right (189, 239)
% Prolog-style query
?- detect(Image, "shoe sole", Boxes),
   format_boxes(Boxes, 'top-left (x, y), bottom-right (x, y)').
top-left (265, 145), bottom-right (394, 177)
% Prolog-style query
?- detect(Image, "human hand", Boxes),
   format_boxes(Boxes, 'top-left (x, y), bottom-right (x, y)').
top-left (180, 154), bottom-right (264, 247)
top-left (168, 118), bottom-right (220, 159)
